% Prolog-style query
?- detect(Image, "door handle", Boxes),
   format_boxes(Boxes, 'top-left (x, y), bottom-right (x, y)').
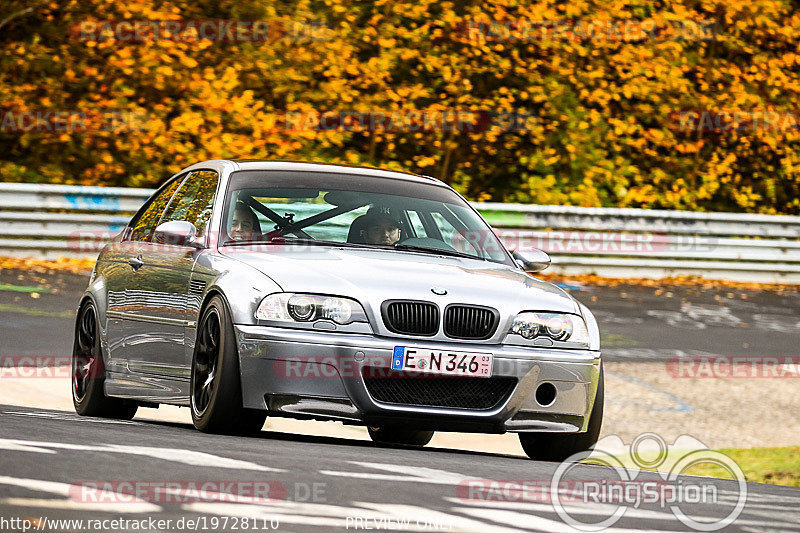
top-left (128, 256), bottom-right (144, 270)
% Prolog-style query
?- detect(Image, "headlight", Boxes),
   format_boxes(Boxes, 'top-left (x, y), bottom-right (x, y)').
top-left (288, 295), bottom-right (316, 321)
top-left (256, 293), bottom-right (367, 325)
top-left (508, 312), bottom-right (589, 346)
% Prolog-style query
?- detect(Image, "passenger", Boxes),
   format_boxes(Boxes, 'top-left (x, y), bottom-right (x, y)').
top-left (228, 201), bottom-right (261, 241)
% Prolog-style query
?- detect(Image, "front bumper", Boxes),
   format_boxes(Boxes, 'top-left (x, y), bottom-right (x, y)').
top-left (236, 325), bottom-right (601, 433)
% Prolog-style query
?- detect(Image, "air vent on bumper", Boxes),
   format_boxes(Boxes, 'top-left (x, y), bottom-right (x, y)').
top-left (363, 368), bottom-right (517, 410)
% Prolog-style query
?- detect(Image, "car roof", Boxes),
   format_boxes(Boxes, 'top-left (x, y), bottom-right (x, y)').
top-left (227, 160), bottom-right (445, 187)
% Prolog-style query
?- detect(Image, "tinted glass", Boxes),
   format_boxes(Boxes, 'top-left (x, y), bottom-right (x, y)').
top-left (407, 211), bottom-right (429, 238)
top-left (160, 170), bottom-right (219, 237)
top-left (128, 177), bottom-right (182, 242)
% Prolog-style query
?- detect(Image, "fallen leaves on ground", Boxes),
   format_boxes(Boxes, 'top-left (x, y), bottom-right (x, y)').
top-left (535, 272), bottom-right (800, 294)
top-left (0, 257), bottom-right (95, 275)
top-left (1, 256), bottom-right (797, 294)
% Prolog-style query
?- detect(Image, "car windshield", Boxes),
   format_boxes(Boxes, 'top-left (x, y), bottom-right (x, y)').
top-left (222, 170), bottom-right (512, 265)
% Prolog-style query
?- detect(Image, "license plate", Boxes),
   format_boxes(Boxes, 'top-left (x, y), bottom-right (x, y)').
top-left (391, 347), bottom-right (493, 377)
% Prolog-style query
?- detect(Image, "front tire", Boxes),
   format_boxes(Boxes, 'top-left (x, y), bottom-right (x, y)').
top-left (72, 302), bottom-right (137, 419)
top-left (190, 295), bottom-right (267, 435)
top-left (519, 363), bottom-right (604, 462)
top-left (368, 426), bottom-right (434, 447)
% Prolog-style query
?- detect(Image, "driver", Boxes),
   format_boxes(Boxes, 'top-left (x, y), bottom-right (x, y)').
top-left (228, 201), bottom-right (262, 241)
top-left (362, 213), bottom-right (402, 245)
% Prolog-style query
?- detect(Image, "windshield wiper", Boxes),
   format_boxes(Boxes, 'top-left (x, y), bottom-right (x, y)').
top-left (393, 243), bottom-right (485, 261)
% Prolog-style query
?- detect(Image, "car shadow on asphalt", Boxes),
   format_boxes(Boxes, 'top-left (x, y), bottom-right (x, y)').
top-left (136, 417), bottom-right (529, 461)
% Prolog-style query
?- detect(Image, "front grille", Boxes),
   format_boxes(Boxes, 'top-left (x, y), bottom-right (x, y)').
top-left (363, 369), bottom-right (517, 410)
top-left (382, 300), bottom-right (439, 336)
top-left (444, 304), bottom-right (499, 339)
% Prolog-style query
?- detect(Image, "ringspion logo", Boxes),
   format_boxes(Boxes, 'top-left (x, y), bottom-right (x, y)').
top-left (550, 433), bottom-right (746, 531)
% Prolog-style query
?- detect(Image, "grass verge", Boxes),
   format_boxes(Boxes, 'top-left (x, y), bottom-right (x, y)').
top-left (681, 447), bottom-right (800, 487)
top-left (587, 446), bottom-right (800, 487)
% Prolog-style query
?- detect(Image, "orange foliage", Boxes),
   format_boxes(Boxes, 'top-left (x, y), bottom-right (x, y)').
top-left (1, 0), bottom-right (800, 213)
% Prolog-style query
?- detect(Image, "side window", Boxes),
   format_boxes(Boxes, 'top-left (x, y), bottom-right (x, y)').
top-left (430, 212), bottom-right (456, 242)
top-left (159, 170), bottom-right (219, 237)
top-left (128, 177), bottom-right (182, 242)
top-left (407, 211), bottom-right (428, 238)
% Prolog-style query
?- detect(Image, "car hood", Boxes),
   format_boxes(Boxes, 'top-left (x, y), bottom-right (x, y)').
top-left (220, 245), bottom-right (579, 315)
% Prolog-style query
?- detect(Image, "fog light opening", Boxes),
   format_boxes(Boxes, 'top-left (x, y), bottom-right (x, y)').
top-left (535, 382), bottom-right (557, 407)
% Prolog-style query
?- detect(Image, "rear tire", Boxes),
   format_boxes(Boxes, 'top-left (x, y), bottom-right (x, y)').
top-left (191, 295), bottom-right (267, 435)
top-left (519, 363), bottom-right (604, 462)
top-left (72, 302), bottom-right (137, 420)
top-left (368, 426), bottom-right (434, 447)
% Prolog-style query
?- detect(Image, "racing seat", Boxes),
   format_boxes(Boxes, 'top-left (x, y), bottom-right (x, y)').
top-left (347, 214), bottom-right (371, 244)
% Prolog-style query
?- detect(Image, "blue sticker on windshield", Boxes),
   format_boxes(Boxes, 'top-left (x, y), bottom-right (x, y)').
top-left (392, 346), bottom-right (405, 370)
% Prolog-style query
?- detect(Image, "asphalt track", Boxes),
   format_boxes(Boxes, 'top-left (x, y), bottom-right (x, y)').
top-left (2, 269), bottom-right (799, 361)
top-left (1, 404), bottom-right (800, 533)
top-left (1, 269), bottom-right (800, 532)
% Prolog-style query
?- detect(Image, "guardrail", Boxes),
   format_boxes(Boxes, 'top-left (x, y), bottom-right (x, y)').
top-left (1, 182), bottom-right (799, 283)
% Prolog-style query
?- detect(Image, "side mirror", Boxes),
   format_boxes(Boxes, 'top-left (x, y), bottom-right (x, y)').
top-left (513, 249), bottom-right (550, 273)
top-left (153, 221), bottom-right (202, 248)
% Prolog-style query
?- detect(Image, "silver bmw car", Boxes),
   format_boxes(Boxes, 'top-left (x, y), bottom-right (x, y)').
top-left (72, 160), bottom-right (603, 461)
